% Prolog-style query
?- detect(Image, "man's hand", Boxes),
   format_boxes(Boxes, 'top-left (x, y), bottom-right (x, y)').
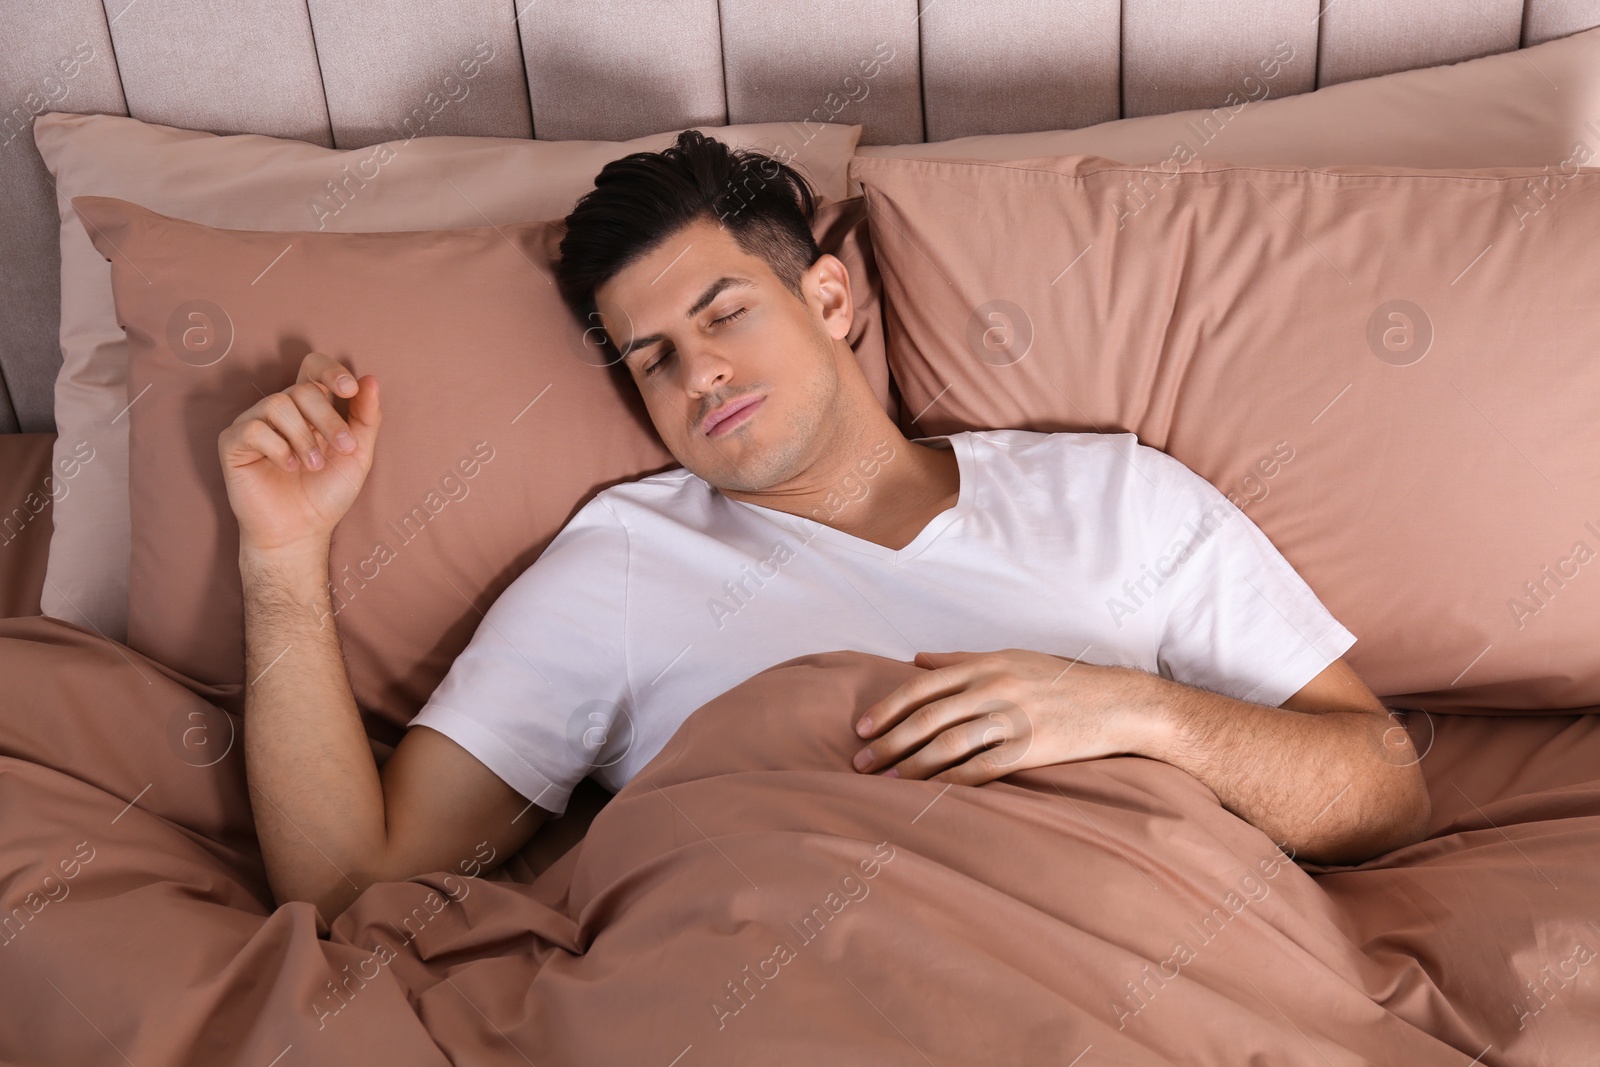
top-left (851, 648), bottom-right (1155, 785)
top-left (218, 351), bottom-right (381, 555)
top-left (853, 649), bottom-right (1430, 865)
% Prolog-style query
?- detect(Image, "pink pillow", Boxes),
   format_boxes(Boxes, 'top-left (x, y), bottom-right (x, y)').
top-left (34, 112), bottom-right (864, 644)
top-left (71, 192), bottom-right (886, 737)
top-left (850, 151), bottom-right (1600, 713)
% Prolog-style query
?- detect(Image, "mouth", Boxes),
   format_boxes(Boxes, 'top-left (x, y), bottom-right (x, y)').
top-left (701, 394), bottom-right (765, 437)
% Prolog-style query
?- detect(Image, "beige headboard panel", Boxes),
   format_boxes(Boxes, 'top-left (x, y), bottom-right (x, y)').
top-left (2, 0), bottom-right (1597, 434)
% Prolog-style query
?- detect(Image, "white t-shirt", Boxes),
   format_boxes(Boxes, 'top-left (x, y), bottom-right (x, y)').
top-left (408, 429), bottom-right (1356, 815)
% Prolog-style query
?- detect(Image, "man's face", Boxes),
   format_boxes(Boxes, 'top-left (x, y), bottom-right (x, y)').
top-left (594, 214), bottom-right (852, 493)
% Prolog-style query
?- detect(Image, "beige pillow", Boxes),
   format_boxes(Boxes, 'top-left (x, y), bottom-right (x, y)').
top-left (33, 113), bottom-right (863, 642)
top-left (849, 151), bottom-right (1600, 714)
top-left (852, 24), bottom-right (1600, 181)
top-left (71, 192), bottom-right (885, 737)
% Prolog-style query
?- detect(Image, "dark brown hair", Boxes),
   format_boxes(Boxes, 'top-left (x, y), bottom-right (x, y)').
top-left (555, 129), bottom-right (822, 378)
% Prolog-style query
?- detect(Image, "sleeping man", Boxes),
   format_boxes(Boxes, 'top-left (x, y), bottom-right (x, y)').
top-left (218, 130), bottom-right (1430, 927)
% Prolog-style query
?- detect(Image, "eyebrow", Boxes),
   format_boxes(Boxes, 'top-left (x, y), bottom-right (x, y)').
top-left (617, 275), bottom-right (759, 362)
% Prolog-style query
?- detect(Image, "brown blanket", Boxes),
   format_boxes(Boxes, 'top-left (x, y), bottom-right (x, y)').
top-left (2, 615), bottom-right (1596, 1065)
top-left (0, 433), bottom-right (56, 620)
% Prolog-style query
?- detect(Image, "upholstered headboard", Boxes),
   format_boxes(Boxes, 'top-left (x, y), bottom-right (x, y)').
top-left (3, 0), bottom-right (1598, 434)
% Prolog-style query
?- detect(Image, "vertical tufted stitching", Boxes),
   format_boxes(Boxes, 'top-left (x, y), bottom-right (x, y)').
top-left (300, 0), bottom-right (336, 147)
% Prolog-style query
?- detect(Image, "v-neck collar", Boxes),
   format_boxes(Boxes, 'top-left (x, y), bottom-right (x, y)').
top-left (727, 432), bottom-right (974, 563)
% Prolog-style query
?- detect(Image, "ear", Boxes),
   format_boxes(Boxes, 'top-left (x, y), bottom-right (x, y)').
top-left (809, 253), bottom-right (853, 342)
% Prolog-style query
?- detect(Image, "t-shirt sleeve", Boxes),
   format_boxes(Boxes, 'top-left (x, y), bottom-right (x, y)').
top-left (406, 496), bottom-right (631, 817)
top-left (1132, 442), bottom-right (1357, 708)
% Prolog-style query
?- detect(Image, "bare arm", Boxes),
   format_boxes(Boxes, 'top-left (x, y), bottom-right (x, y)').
top-left (223, 353), bottom-right (547, 929)
top-left (1136, 657), bottom-right (1430, 866)
top-left (241, 544), bottom-right (547, 925)
top-left (851, 649), bottom-right (1425, 866)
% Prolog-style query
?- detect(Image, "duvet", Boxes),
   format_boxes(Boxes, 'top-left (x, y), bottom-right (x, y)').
top-left (2, 615), bottom-right (1597, 1064)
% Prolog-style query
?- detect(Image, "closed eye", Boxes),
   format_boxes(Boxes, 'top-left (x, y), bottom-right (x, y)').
top-left (641, 307), bottom-right (749, 376)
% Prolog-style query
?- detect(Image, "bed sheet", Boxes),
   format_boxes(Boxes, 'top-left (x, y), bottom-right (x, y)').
top-left (0, 432), bottom-right (56, 620)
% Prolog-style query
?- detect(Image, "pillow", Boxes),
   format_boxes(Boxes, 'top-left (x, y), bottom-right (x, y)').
top-left (848, 151), bottom-right (1600, 714)
top-left (852, 24), bottom-right (1600, 179)
top-left (69, 192), bottom-right (887, 739)
top-left (33, 113), bottom-right (865, 645)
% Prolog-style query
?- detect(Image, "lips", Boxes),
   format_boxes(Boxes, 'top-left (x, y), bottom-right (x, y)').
top-left (701, 394), bottom-right (764, 436)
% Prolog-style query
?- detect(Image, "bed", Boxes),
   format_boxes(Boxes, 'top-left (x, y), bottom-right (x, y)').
top-left (4, 2), bottom-right (1600, 1063)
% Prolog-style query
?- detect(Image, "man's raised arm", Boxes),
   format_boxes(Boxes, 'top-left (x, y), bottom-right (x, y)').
top-left (220, 352), bottom-right (547, 929)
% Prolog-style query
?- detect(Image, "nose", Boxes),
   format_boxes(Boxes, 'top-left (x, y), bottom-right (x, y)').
top-left (678, 339), bottom-right (735, 399)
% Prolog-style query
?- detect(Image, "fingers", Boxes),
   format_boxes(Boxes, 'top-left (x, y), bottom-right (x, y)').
top-left (856, 707), bottom-right (1025, 783)
top-left (236, 418), bottom-right (302, 473)
top-left (857, 657), bottom-right (977, 737)
top-left (290, 352), bottom-right (361, 453)
top-left (296, 350), bottom-right (360, 400)
top-left (266, 374), bottom-right (360, 464)
top-left (343, 374), bottom-right (382, 452)
top-left (919, 737), bottom-right (1023, 788)
top-left (219, 402), bottom-right (307, 474)
top-left (256, 391), bottom-right (332, 470)
top-left (290, 379), bottom-right (360, 456)
top-left (855, 694), bottom-right (980, 771)
top-left (296, 353), bottom-right (380, 456)
top-left (217, 355), bottom-right (381, 474)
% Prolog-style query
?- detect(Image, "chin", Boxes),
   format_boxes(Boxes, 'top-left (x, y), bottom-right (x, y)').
top-left (694, 438), bottom-right (781, 493)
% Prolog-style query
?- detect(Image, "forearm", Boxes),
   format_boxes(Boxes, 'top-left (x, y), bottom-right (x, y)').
top-left (1129, 673), bottom-right (1430, 865)
top-left (241, 543), bottom-right (386, 923)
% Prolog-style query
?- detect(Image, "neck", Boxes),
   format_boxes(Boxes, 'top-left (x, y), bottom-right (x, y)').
top-left (820, 435), bottom-right (960, 550)
top-left (720, 409), bottom-right (961, 548)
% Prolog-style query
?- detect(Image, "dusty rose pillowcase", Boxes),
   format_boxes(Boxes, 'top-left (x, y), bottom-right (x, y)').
top-left (71, 192), bottom-right (887, 739)
top-left (34, 112), bottom-right (863, 644)
top-left (37, 23), bottom-right (1600, 646)
top-left (850, 151), bottom-right (1600, 714)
